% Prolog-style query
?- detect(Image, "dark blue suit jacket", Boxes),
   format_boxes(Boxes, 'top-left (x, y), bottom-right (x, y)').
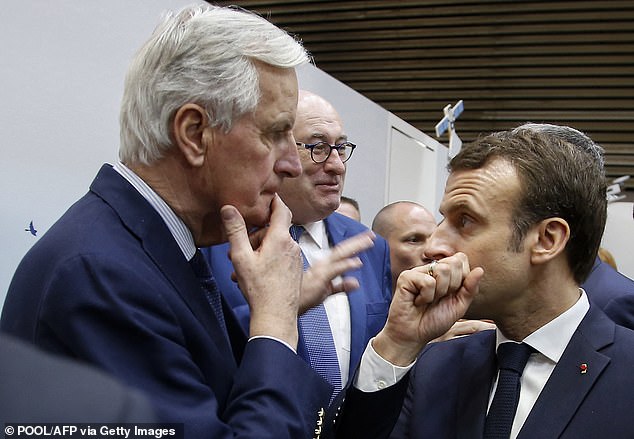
top-left (1, 165), bottom-right (331, 438)
top-left (390, 306), bottom-right (634, 439)
top-left (202, 212), bottom-right (392, 378)
top-left (582, 257), bottom-right (634, 330)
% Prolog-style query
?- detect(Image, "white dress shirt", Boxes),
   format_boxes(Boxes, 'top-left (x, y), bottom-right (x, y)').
top-left (113, 162), bottom-right (196, 259)
top-left (491, 289), bottom-right (589, 439)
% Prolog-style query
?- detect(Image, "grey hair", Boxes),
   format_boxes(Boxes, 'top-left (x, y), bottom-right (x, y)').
top-left (517, 123), bottom-right (605, 170)
top-left (119, 4), bottom-right (310, 165)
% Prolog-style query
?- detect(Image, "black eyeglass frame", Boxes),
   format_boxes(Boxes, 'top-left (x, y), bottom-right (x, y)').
top-left (295, 141), bottom-right (357, 164)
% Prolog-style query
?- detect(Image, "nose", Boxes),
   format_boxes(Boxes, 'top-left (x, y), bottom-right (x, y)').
top-left (423, 223), bottom-right (454, 261)
top-left (323, 148), bottom-right (346, 175)
top-left (275, 134), bottom-right (302, 178)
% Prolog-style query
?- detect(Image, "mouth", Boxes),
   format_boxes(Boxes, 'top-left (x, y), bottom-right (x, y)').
top-left (315, 181), bottom-right (340, 190)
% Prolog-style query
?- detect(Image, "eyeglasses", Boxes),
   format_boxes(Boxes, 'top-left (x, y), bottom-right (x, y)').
top-left (296, 141), bottom-right (356, 164)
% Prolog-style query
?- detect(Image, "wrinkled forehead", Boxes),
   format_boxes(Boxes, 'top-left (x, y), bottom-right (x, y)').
top-left (294, 94), bottom-right (345, 139)
top-left (442, 159), bottom-right (520, 213)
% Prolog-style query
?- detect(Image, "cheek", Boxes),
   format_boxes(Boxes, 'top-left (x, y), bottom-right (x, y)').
top-left (393, 248), bottom-right (418, 271)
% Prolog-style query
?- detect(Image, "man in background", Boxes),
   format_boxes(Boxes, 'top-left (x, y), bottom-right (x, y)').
top-left (336, 195), bottom-right (362, 221)
top-left (372, 201), bottom-right (437, 290)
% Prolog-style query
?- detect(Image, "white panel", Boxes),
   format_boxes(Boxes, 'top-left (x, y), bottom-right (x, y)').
top-left (387, 128), bottom-right (436, 210)
top-left (386, 113), bottom-right (448, 217)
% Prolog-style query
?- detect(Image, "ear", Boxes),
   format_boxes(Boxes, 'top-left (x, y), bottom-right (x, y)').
top-left (530, 217), bottom-right (570, 264)
top-left (172, 103), bottom-right (211, 167)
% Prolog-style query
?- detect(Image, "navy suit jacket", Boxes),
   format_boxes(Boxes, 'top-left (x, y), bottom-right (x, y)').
top-left (390, 305), bottom-right (634, 439)
top-left (0, 333), bottom-right (155, 423)
top-left (202, 211), bottom-right (393, 378)
top-left (1, 165), bottom-right (331, 438)
top-left (582, 257), bottom-right (634, 330)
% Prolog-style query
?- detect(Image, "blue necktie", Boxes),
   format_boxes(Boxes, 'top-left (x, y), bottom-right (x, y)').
top-left (190, 249), bottom-right (228, 338)
top-left (290, 225), bottom-right (342, 398)
top-left (483, 342), bottom-right (534, 439)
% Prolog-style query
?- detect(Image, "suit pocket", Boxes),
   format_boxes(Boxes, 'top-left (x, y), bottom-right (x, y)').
top-left (365, 302), bottom-right (390, 339)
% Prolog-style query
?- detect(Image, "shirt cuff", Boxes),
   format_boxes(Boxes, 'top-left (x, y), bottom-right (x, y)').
top-left (353, 337), bottom-right (416, 392)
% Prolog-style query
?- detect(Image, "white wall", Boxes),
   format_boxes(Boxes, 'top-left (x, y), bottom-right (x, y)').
top-left (0, 1), bottom-right (193, 310)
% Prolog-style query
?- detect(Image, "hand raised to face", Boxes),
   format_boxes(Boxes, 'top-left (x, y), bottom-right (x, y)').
top-left (298, 231), bottom-right (375, 314)
top-left (372, 253), bottom-right (484, 366)
top-left (221, 195), bottom-right (303, 347)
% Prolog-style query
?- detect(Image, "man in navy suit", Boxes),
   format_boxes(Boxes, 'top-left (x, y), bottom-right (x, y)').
top-left (582, 256), bottom-right (634, 330)
top-left (204, 90), bottom-right (392, 397)
top-left (390, 126), bottom-right (634, 438)
top-left (1, 5), bottom-right (333, 437)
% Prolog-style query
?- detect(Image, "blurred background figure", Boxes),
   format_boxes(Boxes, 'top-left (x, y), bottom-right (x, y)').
top-left (1, 333), bottom-right (155, 423)
top-left (372, 201), bottom-right (436, 290)
top-left (598, 247), bottom-right (617, 270)
top-left (336, 195), bottom-right (361, 222)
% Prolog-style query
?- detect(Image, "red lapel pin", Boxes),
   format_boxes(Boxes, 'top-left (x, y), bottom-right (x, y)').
top-left (579, 363), bottom-right (588, 374)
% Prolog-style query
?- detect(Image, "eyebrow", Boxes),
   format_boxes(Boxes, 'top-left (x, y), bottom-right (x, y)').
top-left (307, 133), bottom-right (349, 143)
top-left (439, 200), bottom-right (471, 218)
top-left (270, 118), bottom-right (294, 130)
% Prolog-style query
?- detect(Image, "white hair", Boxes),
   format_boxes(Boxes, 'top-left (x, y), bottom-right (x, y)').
top-left (119, 4), bottom-right (310, 165)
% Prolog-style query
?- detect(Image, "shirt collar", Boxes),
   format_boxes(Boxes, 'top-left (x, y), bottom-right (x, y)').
top-left (301, 220), bottom-right (328, 249)
top-left (113, 162), bottom-right (196, 260)
top-left (496, 288), bottom-right (589, 363)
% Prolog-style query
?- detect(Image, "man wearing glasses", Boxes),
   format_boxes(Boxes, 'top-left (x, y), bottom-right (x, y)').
top-left (204, 90), bottom-right (392, 400)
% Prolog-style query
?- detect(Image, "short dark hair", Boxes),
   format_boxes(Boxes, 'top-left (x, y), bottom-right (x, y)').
top-left (449, 127), bottom-right (607, 283)
top-left (340, 196), bottom-right (360, 211)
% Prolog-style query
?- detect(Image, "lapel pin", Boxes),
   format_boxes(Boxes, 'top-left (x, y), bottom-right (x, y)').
top-left (579, 363), bottom-right (588, 374)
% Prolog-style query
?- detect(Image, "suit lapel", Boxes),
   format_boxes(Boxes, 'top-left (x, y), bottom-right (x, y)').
top-left (324, 215), bottom-right (366, 372)
top-left (457, 332), bottom-right (497, 438)
top-left (90, 165), bottom-right (237, 368)
top-left (518, 307), bottom-right (613, 438)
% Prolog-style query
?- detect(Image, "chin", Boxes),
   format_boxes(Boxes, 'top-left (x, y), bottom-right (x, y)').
top-left (250, 204), bottom-right (275, 227)
top-left (325, 198), bottom-right (342, 212)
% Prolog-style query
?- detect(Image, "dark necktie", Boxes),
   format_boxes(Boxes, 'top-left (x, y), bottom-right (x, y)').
top-left (289, 225), bottom-right (342, 397)
top-left (189, 249), bottom-right (228, 338)
top-left (483, 342), bottom-right (535, 439)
